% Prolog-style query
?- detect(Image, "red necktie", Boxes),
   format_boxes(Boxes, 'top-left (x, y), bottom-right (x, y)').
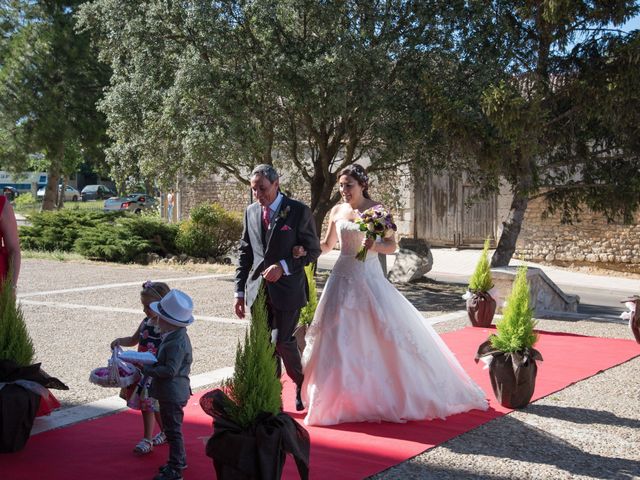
top-left (262, 206), bottom-right (270, 230)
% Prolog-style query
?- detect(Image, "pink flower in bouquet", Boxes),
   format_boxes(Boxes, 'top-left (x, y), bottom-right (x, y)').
top-left (354, 206), bottom-right (397, 261)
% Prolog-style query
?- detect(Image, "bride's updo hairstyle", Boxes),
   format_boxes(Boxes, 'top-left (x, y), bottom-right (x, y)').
top-left (339, 164), bottom-right (370, 199)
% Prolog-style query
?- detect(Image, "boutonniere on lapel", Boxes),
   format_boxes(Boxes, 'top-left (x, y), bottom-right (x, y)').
top-left (278, 205), bottom-right (291, 221)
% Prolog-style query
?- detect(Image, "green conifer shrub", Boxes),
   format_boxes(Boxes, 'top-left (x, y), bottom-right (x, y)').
top-left (298, 264), bottom-right (318, 327)
top-left (468, 238), bottom-right (493, 293)
top-left (223, 286), bottom-right (282, 427)
top-left (490, 265), bottom-right (538, 353)
top-left (176, 203), bottom-right (243, 259)
top-left (0, 269), bottom-right (35, 365)
top-left (19, 210), bottom-right (122, 252)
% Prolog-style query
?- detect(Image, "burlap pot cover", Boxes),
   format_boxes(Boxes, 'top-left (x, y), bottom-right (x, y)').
top-left (476, 340), bottom-right (543, 409)
top-left (201, 389), bottom-right (310, 480)
top-left (0, 384), bottom-right (40, 453)
top-left (466, 292), bottom-right (497, 327)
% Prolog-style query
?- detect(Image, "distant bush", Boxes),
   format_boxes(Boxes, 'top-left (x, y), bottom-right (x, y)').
top-left (19, 210), bottom-right (124, 252)
top-left (19, 210), bottom-right (179, 263)
top-left (13, 193), bottom-right (36, 209)
top-left (176, 203), bottom-right (242, 259)
top-left (75, 216), bottom-right (179, 263)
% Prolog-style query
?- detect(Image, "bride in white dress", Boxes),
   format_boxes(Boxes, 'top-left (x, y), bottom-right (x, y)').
top-left (296, 164), bottom-right (488, 426)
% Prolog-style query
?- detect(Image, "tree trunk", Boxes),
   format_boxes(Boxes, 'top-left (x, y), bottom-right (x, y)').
top-left (491, 187), bottom-right (529, 268)
top-left (42, 144), bottom-right (64, 211)
top-left (56, 176), bottom-right (67, 210)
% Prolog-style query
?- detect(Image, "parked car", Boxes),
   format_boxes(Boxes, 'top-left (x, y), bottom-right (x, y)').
top-left (81, 184), bottom-right (115, 201)
top-left (2, 186), bottom-right (18, 201)
top-left (103, 193), bottom-right (158, 214)
top-left (36, 185), bottom-right (81, 202)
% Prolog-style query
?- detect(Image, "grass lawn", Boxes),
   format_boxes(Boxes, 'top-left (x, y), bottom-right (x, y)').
top-left (14, 199), bottom-right (105, 217)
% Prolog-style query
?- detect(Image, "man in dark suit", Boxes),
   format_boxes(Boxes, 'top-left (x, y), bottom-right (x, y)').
top-left (234, 164), bottom-right (321, 411)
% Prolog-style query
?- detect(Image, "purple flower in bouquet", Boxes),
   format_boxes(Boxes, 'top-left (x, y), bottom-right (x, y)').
top-left (354, 206), bottom-right (397, 261)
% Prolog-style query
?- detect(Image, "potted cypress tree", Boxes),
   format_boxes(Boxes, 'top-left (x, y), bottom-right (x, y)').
top-left (200, 286), bottom-right (310, 479)
top-left (475, 265), bottom-right (543, 409)
top-left (0, 268), bottom-right (68, 452)
top-left (294, 264), bottom-right (318, 355)
top-left (463, 239), bottom-right (496, 327)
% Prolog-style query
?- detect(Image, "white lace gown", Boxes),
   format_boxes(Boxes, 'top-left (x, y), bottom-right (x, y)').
top-left (302, 220), bottom-right (488, 426)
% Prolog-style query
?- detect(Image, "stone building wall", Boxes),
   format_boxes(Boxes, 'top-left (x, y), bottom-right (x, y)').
top-left (515, 196), bottom-right (640, 266)
top-left (175, 173), bottom-right (250, 220)
top-left (176, 166), bottom-right (414, 239)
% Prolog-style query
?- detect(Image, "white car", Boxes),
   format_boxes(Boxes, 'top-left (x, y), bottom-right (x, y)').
top-left (36, 185), bottom-right (82, 202)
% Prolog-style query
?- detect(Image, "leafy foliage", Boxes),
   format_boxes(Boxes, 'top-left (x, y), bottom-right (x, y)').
top-left (490, 266), bottom-right (538, 353)
top-left (424, 1), bottom-right (640, 267)
top-left (176, 203), bottom-right (242, 259)
top-left (77, 0), bottom-right (461, 231)
top-left (298, 264), bottom-right (318, 327)
top-left (468, 239), bottom-right (493, 293)
top-left (0, 1), bottom-right (110, 210)
top-left (0, 269), bottom-right (34, 365)
top-left (223, 286), bottom-right (282, 427)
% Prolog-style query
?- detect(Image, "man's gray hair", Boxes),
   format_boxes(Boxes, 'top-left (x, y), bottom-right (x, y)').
top-left (251, 164), bottom-right (279, 183)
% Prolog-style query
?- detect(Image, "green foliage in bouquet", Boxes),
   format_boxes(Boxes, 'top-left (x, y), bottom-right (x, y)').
top-left (0, 268), bottom-right (34, 365)
top-left (468, 238), bottom-right (493, 293)
top-left (490, 265), bottom-right (538, 353)
top-left (176, 203), bottom-right (243, 259)
top-left (223, 286), bottom-right (281, 428)
top-left (298, 264), bottom-right (318, 327)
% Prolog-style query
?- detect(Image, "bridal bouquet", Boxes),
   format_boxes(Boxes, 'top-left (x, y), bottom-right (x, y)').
top-left (354, 205), bottom-right (397, 261)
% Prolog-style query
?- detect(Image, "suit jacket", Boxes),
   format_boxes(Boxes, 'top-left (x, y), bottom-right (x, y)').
top-left (235, 195), bottom-right (321, 310)
top-left (143, 327), bottom-right (192, 404)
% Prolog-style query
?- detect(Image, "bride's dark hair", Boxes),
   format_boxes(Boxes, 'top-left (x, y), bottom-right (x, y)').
top-left (339, 164), bottom-right (370, 199)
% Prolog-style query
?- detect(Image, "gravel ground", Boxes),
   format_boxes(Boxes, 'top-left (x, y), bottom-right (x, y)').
top-left (16, 259), bottom-right (640, 479)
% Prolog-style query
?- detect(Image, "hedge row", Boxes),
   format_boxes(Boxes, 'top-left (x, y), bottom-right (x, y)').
top-left (19, 203), bottom-right (242, 264)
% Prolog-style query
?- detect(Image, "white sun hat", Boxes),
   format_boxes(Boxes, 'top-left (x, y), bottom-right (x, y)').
top-left (149, 289), bottom-right (194, 327)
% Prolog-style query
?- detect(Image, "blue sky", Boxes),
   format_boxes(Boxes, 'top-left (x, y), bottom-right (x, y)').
top-left (619, 15), bottom-right (640, 32)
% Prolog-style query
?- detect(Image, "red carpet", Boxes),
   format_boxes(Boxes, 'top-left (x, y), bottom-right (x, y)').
top-left (1, 327), bottom-right (638, 480)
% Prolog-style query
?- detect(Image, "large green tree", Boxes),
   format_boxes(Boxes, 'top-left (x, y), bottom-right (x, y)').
top-left (428, 0), bottom-right (640, 266)
top-left (0, 0), bottom-right (110, 210)
top-left (78, 0), bottom-right (461, 231)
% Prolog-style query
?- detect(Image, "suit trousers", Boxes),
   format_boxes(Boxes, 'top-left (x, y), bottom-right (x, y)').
top-left (257, 298), bottom-right (304, 388)
top-left (159, 400), bottom-right (188, 470)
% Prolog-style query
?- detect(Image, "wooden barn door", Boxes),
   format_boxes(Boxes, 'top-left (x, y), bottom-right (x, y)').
top-left (414, 173), bottom-right (496, 247)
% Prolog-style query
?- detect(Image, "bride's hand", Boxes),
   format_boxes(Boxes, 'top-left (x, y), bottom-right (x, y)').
top-left (292, 245), bottom-right (307, 258)
top-left (362, 237), bottom-right (375, 251)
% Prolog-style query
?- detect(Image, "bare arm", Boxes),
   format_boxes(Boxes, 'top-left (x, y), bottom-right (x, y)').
top-left (320, 206), bottom-right (339, 254)
top-left (1, 201), bottom-right (21, 287)
top-left (111, 321), bottom-right (144, 349)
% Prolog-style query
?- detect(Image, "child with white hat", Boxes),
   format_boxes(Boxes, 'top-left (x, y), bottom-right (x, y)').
top-left (142, 289), bottom-right (194, 480)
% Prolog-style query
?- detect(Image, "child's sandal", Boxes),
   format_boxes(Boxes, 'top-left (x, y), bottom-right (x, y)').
top-left (133, 438), bottom-right (153, 455)
top-left (151, 431), bottom-right (167, 446)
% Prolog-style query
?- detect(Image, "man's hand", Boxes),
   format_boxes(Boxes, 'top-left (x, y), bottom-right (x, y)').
top-left (262, 263), bottom-right (284, 283)
top-left (234, 297), bottom-right (246, 319)
top-left (292, 245), bottom-right (307, 259)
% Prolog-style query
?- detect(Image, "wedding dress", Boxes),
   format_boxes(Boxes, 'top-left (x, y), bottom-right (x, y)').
top-left (302, 219), bottom-right (488, 426)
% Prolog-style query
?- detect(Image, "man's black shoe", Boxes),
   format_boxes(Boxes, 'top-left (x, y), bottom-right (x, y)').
top-left (295, 384), bottom-right (304, 411)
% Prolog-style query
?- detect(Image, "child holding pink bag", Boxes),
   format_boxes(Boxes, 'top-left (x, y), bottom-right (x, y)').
top-left (111, 281), bottom-right (170, 455)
